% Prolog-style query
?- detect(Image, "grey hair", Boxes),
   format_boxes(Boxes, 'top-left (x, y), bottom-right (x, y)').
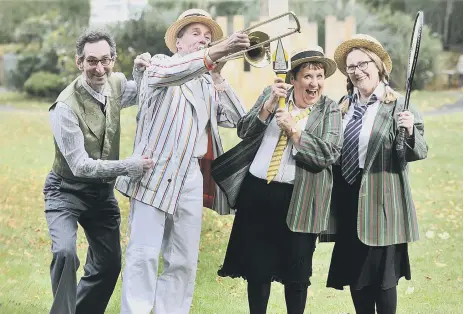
top-left (177, 25), bottom-right (188, 39)
top-left (75, 28), bottom-right (117, 60)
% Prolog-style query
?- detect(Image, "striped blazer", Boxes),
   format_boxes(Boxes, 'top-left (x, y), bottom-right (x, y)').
top-left (321, 97), bottom-right (428, 246)
top-left (211, 86), bottom-right (343, 233)
top-left (115, 50), bottom-right (246, 215)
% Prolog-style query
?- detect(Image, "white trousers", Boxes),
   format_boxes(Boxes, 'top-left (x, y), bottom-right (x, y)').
top-left (120, 162), bottom-right (203, 314)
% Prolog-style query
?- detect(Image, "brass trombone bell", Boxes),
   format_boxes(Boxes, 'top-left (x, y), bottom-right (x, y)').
top-left (232, 31), bottom-right (271, 68)
top-left (210, 11), bottom-right (301, 67)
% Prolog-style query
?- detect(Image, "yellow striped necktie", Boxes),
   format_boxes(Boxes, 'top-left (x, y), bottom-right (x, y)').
top-left (266, 104), bottom-right (311, 184)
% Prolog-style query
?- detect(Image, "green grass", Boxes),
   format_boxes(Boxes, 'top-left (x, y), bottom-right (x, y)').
top-left (408, 89), bottom-right (462, 112)
top-left (0, 91), bottom-right (53, 111)
top-left (0, 92), bottom-right (462, 313)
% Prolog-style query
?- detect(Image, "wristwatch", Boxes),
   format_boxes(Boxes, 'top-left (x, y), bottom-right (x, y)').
top-left (288, 126), bottom-right (298, 137)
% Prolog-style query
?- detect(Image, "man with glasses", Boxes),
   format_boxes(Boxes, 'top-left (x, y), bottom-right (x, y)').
top-left (43, 28), bottom-right (154, 314)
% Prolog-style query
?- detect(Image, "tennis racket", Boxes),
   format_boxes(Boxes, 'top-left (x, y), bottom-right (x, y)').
top-left (396, 11), bottom-right (424, 152)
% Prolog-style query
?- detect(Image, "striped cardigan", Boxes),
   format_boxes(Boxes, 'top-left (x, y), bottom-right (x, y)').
top-left (211, 87), bottom-right (343, 233)
top-left (320, 97), bottom-right (428, 246)
top-left (115, 51), bottom-right (246, 215)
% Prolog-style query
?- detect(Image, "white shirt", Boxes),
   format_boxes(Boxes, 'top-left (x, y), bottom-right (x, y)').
top-left (49, 73), bottom-right (139, 179)
top-left (249, 94), bottom-right (309, 184)
top-left (342, 83), bottom-right (386, 168)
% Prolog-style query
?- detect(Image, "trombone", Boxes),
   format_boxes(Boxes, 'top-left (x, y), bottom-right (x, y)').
top-left (209, 11), bottom-right (301, 68)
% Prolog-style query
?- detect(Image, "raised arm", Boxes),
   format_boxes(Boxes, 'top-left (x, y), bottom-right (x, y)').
top-left (145, 32), bottom-right (251, 88)
top-left (120, 74), bottom-right (138, 109)
top-left (145, 51), bottom-right (209, 87)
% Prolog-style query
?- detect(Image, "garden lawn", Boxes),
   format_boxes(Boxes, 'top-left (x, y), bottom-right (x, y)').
top-left (0, 91), bottom-right (461, 313)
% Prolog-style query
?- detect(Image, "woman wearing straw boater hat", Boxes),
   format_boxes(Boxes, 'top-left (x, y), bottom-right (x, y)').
top-left (115, 8), bottom-right (251, 314)
top-left (212, 46), bottom-right (343, 314)
top-left (323, 34), bottom-right (428, 313)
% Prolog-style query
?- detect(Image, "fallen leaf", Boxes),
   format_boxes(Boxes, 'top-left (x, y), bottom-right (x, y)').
top-left (425, 275), bottom-right (432, 280)
top-left (435, 262), bottom-right (447, 267)
top-left (425, 230), bottom-right (435, 239)
top-left (438, 232), bottom-right (450, 240)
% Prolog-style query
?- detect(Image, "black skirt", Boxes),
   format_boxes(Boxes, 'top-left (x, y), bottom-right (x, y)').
top-left (218, 173), bottom-right (318, 286)
top-left (327, 166), bottom-right (411, 290)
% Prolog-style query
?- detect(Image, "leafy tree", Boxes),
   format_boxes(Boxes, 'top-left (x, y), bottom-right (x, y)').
top-left (0, 0), bottom-right (89, 44)
top-left (10, 9), bottom-right (85, 91)
top-left (356, 0), bottom-right (462, 51)
top-left (294, 0), bottom-right (442, 89)
top-left (110, 7), bottom-right (172, 78)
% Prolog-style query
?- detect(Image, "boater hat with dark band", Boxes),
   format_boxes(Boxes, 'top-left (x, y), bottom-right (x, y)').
top-left (165, 9), bottom-right (223, 54)
top-left (289, 46), bottom-right (337, 78)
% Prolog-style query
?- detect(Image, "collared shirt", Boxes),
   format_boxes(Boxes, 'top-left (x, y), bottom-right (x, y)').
top-left (115, 50), bottom-right (245, 214)
top-left (49, 73), bottom-right (138, 178)
top-left (342, 83), bottom-right (385, 168)
top-left (249, 91), bottom-right (313, 184)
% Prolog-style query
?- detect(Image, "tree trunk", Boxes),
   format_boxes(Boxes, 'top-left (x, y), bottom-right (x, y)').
top-left (443, 0), bottom-right (454, 48)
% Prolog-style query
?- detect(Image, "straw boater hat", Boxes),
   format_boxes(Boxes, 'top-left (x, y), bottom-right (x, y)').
top-left (334, 34), bottom-right (392, 76)
top-left (165, 9), bottom-right (224, 54)
top-left (287, 46), bottom-right (337, 82)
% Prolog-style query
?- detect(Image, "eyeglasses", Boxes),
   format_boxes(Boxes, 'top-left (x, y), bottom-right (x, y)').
top-left (346, 60), bottom-right (374, 74)
top-left (85, 57), bottom-right (114, 67)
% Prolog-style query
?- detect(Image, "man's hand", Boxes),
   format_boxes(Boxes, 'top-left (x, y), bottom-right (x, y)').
top-left (208, 32), bottom-right (250, 62)
top-left (141, 156), bottom-right (154, 172)
top-left (134, 52), bottom-right (151, 72)
top-left (218, 32), bottom-right (250, 54)
top-left (124, 155), bottom-right (154, 181)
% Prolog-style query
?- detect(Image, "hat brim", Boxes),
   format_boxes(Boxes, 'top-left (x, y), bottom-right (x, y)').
top-left (286, 56), bottom-right (338, 83)
top-left (334, 38), bottom-right (392, 76)
top-left (165, 16), bottom-right (223, 53)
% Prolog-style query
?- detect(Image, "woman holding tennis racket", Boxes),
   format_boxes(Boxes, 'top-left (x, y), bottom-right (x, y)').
top-left (324, 34), bottom-right (428, 313)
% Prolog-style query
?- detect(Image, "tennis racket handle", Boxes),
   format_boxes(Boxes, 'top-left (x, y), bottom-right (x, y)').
top-left (277, 73), bottom-right (287, 108)
top-left (396, 127), bottom-right (406, 151)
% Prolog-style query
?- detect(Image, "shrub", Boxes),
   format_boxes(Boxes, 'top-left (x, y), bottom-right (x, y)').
top-left (23, 71), bottom-right (66, 98)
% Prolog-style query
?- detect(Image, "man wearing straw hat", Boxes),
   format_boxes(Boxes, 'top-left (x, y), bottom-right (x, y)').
top-left (115, 8), bottom-right (250, 314)
top-left (213, 46), bottom-right (343, 314)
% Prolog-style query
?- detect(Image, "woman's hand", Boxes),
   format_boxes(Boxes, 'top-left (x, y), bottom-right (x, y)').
top-left (275, 108), bottom-right (297, 135)
top-left (264, 76), bottom-right (292, 113)
top-left (398, 110), bottom-right (414, 136)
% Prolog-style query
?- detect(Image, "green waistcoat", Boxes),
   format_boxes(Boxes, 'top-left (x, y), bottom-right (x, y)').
top-left (50, 74), bottom-right (123, 183)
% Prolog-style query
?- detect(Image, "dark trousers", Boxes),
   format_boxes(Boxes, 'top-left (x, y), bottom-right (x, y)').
top-left (43, 172), bottom-right (121, 314)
